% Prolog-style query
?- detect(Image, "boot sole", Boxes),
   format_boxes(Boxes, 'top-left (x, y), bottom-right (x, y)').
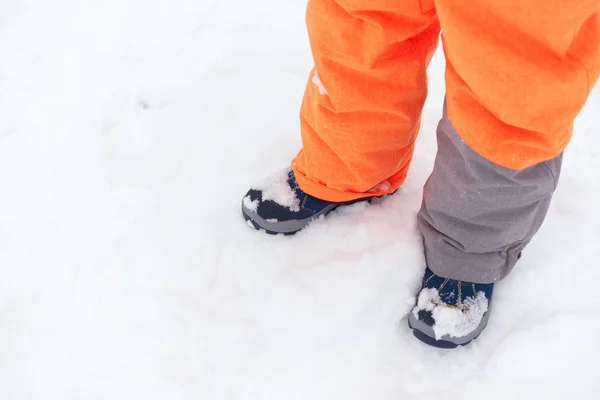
top-left (407, 309), bottom-right (490, 349)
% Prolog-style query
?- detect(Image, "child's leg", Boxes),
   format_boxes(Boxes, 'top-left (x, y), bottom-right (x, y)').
top-left (291, 0), bottom-right (441, 203)
top-left (418, 0), bottom-right (600, 284)
top-left (410, 0), bottom-right (599, 347)
top-left (418, 109), bottom-right (563, 284)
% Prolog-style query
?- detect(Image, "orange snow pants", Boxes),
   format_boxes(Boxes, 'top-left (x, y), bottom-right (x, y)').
top-left (291, 0), bottom-right (600, 202)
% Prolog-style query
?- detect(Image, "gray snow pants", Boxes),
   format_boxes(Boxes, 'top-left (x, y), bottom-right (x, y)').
top-left (417, 107), bottom-right (563, 284)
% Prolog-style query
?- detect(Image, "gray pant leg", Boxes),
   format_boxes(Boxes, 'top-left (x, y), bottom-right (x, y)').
top-left (417, 108), bottom-right (563, 284)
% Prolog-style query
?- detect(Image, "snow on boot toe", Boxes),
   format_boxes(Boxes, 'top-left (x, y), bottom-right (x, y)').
top-left (408, 268), bottom-right (494, 348)
top-left (241, 168), bottom-right (341, 234)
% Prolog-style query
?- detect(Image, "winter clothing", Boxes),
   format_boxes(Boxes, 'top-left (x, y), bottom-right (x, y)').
top-left (291, 0), bottom-right (600, 203)
top-left (408, 267), bottom-right (494, 348)
top-left (241, 0), bottom-right (600, 348)
top-left (417, 107), bottom-right (563, 284)
top-left (242, 168), bottom-right (387, 234)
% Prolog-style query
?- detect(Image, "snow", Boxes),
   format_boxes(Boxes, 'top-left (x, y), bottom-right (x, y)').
top-left (1, 1), bottom-right (599, 399)
top-left (311, 70), bottom-right (328, 95)
top-left (414, 288), bottom-right (489, 340)
top-left (243, 195), bottom-right (259, 212)
top-left (369, 179), bottom-right (391, 193)
top-left (250, 168), bottom-right (301, 212)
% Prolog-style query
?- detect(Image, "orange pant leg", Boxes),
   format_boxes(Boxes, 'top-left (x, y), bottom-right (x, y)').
top-left (439, 0), bottom-right (600, 169)
top-left (292, 0), bottom-right (441, 202)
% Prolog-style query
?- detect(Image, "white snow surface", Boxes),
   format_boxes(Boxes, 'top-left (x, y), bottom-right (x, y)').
top-left (414, 288), bottom-right (489, 340)
top-left (1, 1), bottom-right (599, 399)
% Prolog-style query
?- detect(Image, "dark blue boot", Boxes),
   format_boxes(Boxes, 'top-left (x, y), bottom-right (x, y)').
top-left (408, 268), bottom-right (494, 348)
top-left (242, 168), bottom-right (390, 235)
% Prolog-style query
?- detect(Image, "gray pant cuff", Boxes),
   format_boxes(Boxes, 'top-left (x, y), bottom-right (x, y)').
top-left (417, 105), bottom-right (562, 284)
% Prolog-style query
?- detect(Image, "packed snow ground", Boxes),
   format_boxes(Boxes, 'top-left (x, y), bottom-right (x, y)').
top-left (1, 1), bottom-right (599, 399)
